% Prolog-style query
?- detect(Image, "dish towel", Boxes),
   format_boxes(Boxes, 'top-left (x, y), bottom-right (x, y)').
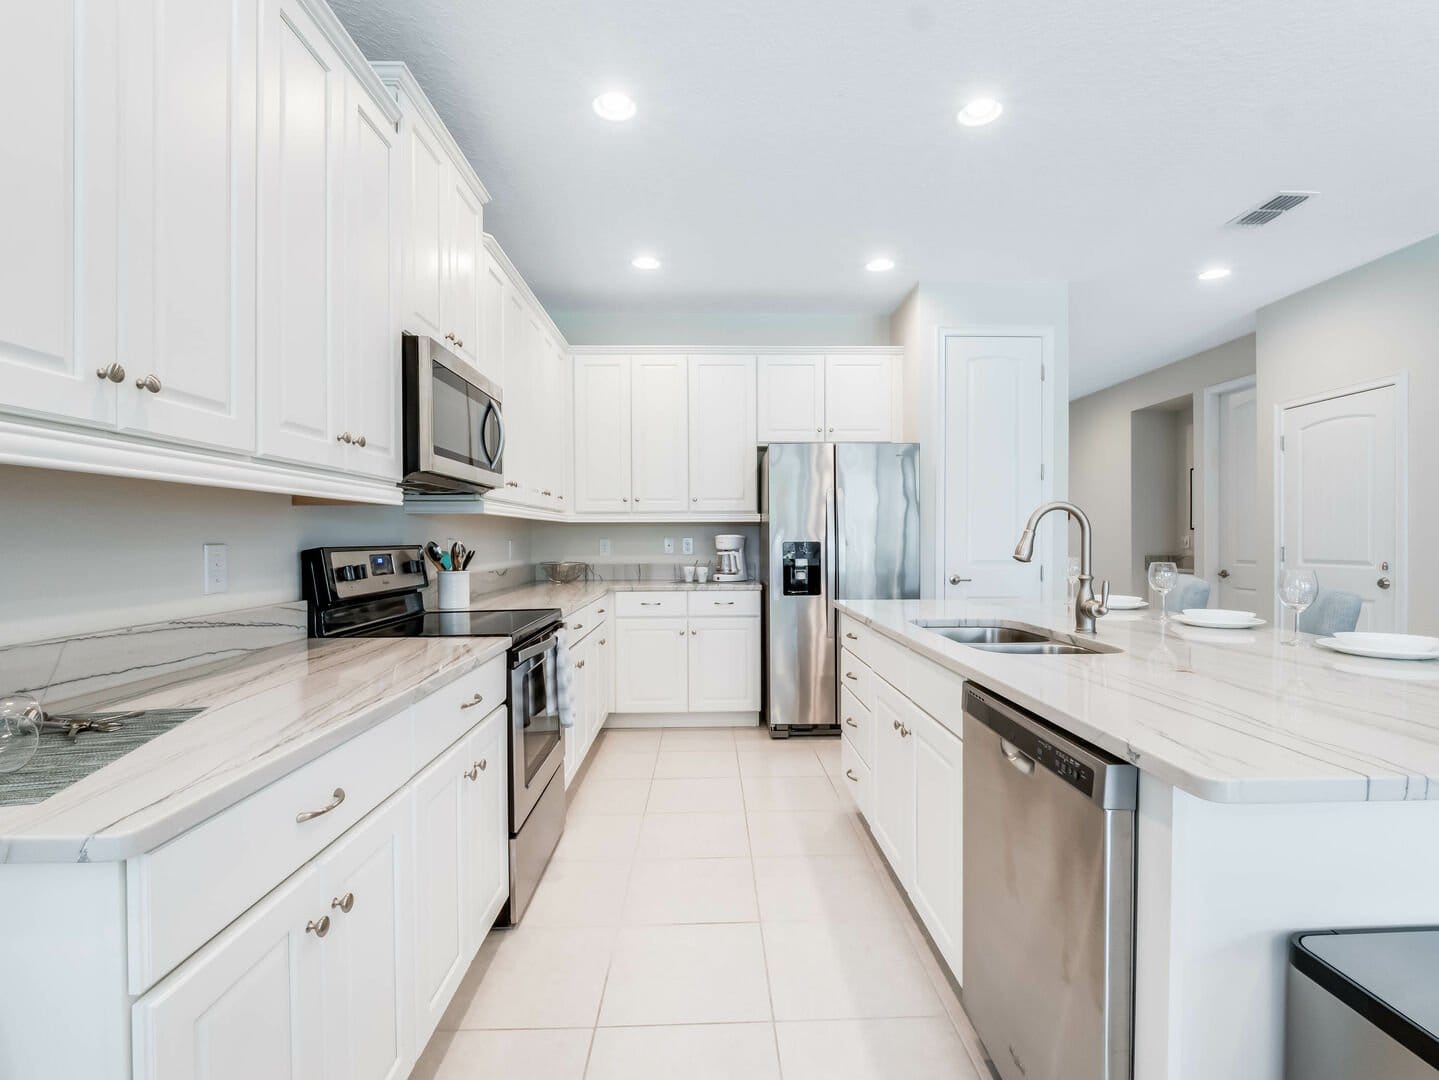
top-left (554, 629), bottom-right (576, 729)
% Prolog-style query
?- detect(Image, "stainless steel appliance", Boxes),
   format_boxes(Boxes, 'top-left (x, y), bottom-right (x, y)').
top-left (401, 332), bottom-right (505, 495)
top-left (962, 685), bottom-right (1137, 1080)
top-left (301, 545), bottom-right (563, 925)
top-left (1287, 928), bottom-right (1439, 1079)
top-left (759, 442), bottom-right (919, 735)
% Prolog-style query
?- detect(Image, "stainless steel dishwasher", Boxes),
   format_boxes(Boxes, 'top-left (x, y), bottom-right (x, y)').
top-left (962, 685), bottom-right (1138, 1080)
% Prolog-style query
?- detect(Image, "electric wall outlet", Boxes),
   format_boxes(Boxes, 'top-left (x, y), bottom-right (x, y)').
top-left (599, 538), bottom-right (611, 555)
top-left (507, 539), bottom-right (514, 560)
top-left (663, 537), bottom-right (675, 554)
top-left (203, 543), bottom-right (228, 595)
top-left (681, 537), bottom-right (694, 555)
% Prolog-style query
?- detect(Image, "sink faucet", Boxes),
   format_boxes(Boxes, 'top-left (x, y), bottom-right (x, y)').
top-left (1013, 501), bottom-right (1110, 634)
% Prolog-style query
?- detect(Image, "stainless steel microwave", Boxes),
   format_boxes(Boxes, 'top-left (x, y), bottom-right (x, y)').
top-left (401, 333), bottom-right (505, 495)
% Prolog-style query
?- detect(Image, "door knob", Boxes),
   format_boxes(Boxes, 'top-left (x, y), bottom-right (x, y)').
top-left (949, 575), bottom-right (972, 585)
top-left (1378, 576), bottom-right (1393, 590)
top-left (1218, 569), bottom-right (1230, 579)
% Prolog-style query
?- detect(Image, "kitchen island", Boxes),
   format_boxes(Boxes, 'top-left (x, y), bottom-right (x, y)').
top-left (834, 598), bottom-right (1439, 1080)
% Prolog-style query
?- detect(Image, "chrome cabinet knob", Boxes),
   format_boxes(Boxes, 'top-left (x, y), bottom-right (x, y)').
top-left (306, 916), bottom-right (331, 938)
top-left (576, 659), bottom-right (586, 669)
top-left (478, 759), bottom-right (487, 771)
top-left (135, 373), bottom-right (162, 394)
top-left (893, 719), bottom-right (901, 730)
top-left (445, 332), bottom-right (456, 342)
top-left (96, 363), bottom-right (126, 383)
top-left (331, 892), bottom-right (354, 914)
top-left (355, 434), bottom-right (367, 448)
top-left (464, 763), bottom-right (480, 781)
top-left (692, 497), bottom-right (698, 503)
top-left (337, 432), bottom-right (353, 444)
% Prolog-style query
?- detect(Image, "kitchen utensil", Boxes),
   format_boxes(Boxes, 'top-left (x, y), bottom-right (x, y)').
top-left (461, 550), bottom-right (475, 570)
top-left (1106, 594), bottom-right (1148, 610)
top-left (540, 561), bottom-right (589, 584)
top-left (451, 542), bottom-right (466, 573)
top-left (425, 541), bottom-right (447, 571)
top-left (1278, 568), bottom-right (1319, 645)
top-left (1174, 610), bottom-right (1266, 629)
top-left (36, 709), bottom-right (135, 741)
top-left (1317, 636), bottom-right (1439, 661)
top-left (0, 693), bottom-right (42, 774)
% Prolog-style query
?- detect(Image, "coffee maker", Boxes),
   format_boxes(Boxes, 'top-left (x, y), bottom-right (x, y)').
top-left (714, 534), bottom-right (747, 582)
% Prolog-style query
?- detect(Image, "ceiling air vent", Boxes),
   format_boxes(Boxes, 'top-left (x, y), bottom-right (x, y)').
top-left (1229, 191), bottom-right (1317, 227)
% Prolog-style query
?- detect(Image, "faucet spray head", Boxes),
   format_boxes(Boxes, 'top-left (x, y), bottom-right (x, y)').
top-left (1012, 527), bottom-right (1036, 563)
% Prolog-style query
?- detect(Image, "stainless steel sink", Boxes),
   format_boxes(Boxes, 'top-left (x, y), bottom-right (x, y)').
top-left (911, 619), bottom-right (1121, 656)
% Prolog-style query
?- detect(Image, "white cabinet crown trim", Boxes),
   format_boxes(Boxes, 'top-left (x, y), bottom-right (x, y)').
top-left (482, 234), bottom-right (568, 347)
top-left (296, 0), bottom-right (401, 127)
top-left (371, 61), bottom-right (489, 204)
top-left (571, 345), bottom-right (901, 356)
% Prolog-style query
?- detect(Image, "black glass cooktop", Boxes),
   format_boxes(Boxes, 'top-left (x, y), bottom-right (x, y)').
top-left (357, 608), bottom-right (560, 641)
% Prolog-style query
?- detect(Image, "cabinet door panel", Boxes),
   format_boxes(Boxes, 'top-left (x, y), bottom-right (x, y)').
top-left (870, 681), bottom-right (915, 885)
top-left (688, 617), bottom-right (760, 712)
top-left (444, 178), bottom-right (482, 365)
top-left (573, 355), bottom-right (632, 513)
top-left (411, 739), bottom-right (468, 1044)
top-left (477, 251), bottom-right (507, 386)
top-left (257, 0), bottom-right (344, 469)
top-left (132, 863), bottom-right (324, 1080)
top-left (117, 0), bottom-right (258, 451)
top-left (630, 355), bottom-right (688, 511)
top-left (689, 355), bottom-right (757, 512)
top-left (343, 81), bottom-right (401, 480)
top-left (399, 113), bottom-right (446, 339)
top-left (320, 796), bottom-right (411, 1080)
top-left (910, 708), bottom-right (962, 978)
top-left (0, 2), bottom-right (117, 427)
top-left (486, 287), bottom-right (531, 503)
top-left (615, 618), bottom-right (689, 712)
top-left (825, 355), bottom-right (892, 441)
top-left (756, 355), bottom-right (824, 442)
top-left (462, 709), bottom-right (509, 946)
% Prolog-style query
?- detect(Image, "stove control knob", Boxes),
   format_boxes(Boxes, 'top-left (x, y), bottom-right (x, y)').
top-left (400, 559), bottom-right (423, 575)
top-left (336, 564), bottom-right (368, 582)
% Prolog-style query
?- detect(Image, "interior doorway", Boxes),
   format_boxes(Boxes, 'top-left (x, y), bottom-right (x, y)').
top-left (1214, 381), bottom-right (1259, 609)
top-left (1129, 396), bottom-right (1195, 595)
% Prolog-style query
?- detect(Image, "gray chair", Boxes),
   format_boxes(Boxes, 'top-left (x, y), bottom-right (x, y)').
top-left (1164, 576), bottom-right (1212, 613)
top-left (1298, 589), bottom-right (1363, 636)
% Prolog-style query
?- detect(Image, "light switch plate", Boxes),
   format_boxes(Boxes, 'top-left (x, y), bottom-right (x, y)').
top-left (203, 543), bottom-right (228, 595)
top-left (681, 537), bottom-right (694, 555)
top-left (599, 538), bottom-right (611, 555)
top-left (663, 537), bottom-right (675, 554)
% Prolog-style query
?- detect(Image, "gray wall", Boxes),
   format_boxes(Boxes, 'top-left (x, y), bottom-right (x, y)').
top-left (1255, 234), bottom-right (1439, 632)
top-left (551, 310), bottom-right (892, 347)
top-left (1069, 335), bottom-right (1255, 593)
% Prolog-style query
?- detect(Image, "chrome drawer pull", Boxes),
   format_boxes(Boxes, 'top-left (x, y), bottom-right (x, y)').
top-left (331, 893), bottom-right (354, 914)
top-left (459, 692), bottom-right (485, 710)
top-left (296, 788), bottom-right (345, 823)
top-left (844, 671), bottom-right (858, 681)
top-left (845, 769), bottom-right (860, 782)
top-left (571, 623), bottom-right (584, 631)
top-left (597, 608), bottom-right (606, 614)
top-left (716, 601), bottom-right (735, 606)
top-left (306, 916), bottom-right (330, 938)
top-left (845, 717), bottom-right (858, 728)
top-left (640, 602), bottom-right (662, 606)
top-left (845, 632), bottom-right (859, 640)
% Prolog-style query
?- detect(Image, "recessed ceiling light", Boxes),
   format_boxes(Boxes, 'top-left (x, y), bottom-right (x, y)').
top-left (956, 98), bottom-right (1003, 127)
top-left (631, 254), bottom-right (661, 271)
top-left (1197, 266), bottom-right (1232, 281)
top-left (865, 256), bottom-right (896, 272)
top-left (592, 91), bottom-right (637, 122)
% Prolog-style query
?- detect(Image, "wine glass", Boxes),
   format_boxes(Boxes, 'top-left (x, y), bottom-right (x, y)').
top-left (1065, 557), bottom-right (1081, 611)
top-left (1278, 568), bottom-right (1318, 645)
top-left (0, 693), bottom-right (42, 775)
top-left (1147, 561), bottom-right (1179, 622)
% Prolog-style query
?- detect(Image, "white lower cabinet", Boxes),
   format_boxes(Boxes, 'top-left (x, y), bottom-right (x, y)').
top-left (688, 616), bottom-right (761, 712)
top-left (615, 616), bottom-right (690, 712)
top-left (133, 679), bottom-right (509, 1080)
top-left (909, 706), bottom-right (963, 978)
top-left (870, 679), bottom-right (916, 881)
top-left (615, 598), bottom-right (761, 715)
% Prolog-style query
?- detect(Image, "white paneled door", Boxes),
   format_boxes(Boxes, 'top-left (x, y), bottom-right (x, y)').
top-left (942, 335), bottom-right (1044, 602)
top-left (1280, 383), bottom-right (1401, 631)
top-left (1215, 384), bottom-right (1258, 609)
top-left (117, 0), bottom-right (259, 452)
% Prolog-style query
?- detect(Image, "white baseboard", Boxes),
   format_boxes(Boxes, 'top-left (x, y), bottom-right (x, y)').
top-left (605, 712), bottom-right (760, 729)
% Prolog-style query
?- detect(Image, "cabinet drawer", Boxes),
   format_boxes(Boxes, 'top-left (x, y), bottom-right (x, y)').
top-left (688, 590), bottom-right (760, 617)
top-left (126, 711), bottom-right (414, 995)
top-left (412, 656), bottom-right (508, 769)
top-left (839, 686), bottom-right (872, 766)
top-left (614, 591), bottom-right (687, 617)
top-left (867, 628), bottom-right (911, 697)
top-left (567, 595), bottom-right (610, 642)
top-left (839, 734), bottom-right (871, 820)
top-left (908, 655), bottom-right (965, 738)
top-left (838, 649), bottom-right (873, 711)
top-left (838, 614), bottom-right (871, 663)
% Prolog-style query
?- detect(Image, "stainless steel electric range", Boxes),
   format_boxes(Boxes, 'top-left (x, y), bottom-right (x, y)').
top-left (301, 544), bottom-right (564, 925)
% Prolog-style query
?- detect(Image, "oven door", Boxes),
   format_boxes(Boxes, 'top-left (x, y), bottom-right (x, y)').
top-left (404, 334), bottom-right (505, 493)
top-left (509, 630), bottom-right (564, 828)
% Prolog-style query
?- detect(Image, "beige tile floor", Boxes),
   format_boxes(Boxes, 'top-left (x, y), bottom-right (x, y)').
top-left (413, 726), bottom-right (990, 1080)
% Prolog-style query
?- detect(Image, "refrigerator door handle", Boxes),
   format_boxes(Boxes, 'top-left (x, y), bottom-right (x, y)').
top-left (825, 461), bottom-right (838, 634)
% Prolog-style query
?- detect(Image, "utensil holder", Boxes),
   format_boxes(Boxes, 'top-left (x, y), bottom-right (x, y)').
top-left (437, 571), bottom-right (471, 611)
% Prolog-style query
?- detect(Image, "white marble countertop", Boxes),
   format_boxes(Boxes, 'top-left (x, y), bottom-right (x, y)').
top-left (480, 579), bottom-right (762, 618)
top-left (0, 635), bottom-right (505, 863)
top-left (836, 598), bottom-right (1439, 805)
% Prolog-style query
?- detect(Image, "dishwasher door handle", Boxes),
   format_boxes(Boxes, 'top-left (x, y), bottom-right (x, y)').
top-left (1000, 737), bottom-right (1035, 776)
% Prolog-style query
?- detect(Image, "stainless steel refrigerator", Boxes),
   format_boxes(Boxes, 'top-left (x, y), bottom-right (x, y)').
top-left (760, 442), bottom-right (921, 735)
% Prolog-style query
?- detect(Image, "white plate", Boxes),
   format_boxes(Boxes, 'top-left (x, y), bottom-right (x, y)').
top-left (1334, 632), bottom-right (1439, 655)
top-left (1173, 611), bottom-right (1266, 630)
top-left (1316, 637), bottom-right (1439, 662)
top-left (1106, 595), bottom-right (1148, 610)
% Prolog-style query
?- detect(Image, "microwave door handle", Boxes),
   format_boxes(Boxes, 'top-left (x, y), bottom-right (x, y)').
top-left (488, 402), bottom-right (507, 470)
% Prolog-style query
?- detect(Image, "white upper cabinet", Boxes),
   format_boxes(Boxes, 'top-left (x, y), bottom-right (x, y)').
top-left (630, 355), bottom-right (689, 512)
top-left (573, 355), bottom-right (632, 513)
top-left (443, 179), bottom-right (483, 366)
top-left (756, 354), bottom-right (825, 442)
top-left (757, 353), bottom-right (895, 443)
top-left (0, 3), bottom-right (118, 429)
top-left (341, 75), bottom-right (401, 481)
top-left (477, 250), bottom-right (507, 387)
top-left (396, 111), bottom-right (446, 341)
top-left (824, 354), bottom-right (893, 441)
top-left (116, 0), bottom-right (259, 452)
top-left (257, 0), bottom-right (346, 471)
top-left (688, 354), bottom-right (757, 513)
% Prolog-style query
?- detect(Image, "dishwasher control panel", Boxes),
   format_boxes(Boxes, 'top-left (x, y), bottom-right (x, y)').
top-left (1035, 742), bottom-right (1095, 794)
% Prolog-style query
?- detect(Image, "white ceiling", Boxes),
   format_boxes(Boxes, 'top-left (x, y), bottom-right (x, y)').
top-left (331, 0), bottom-right (1439, 397)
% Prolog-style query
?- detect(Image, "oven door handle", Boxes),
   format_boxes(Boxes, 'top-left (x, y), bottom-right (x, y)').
top-left (513, 632), bottom-right (559, 667)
